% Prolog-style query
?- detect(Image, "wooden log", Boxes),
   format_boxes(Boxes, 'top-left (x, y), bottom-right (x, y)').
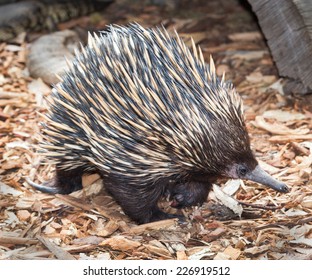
top-left (248, 0), bottom-right (312, 95)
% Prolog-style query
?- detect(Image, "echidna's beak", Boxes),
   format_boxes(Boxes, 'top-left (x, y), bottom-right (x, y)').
top-left (245, 165), bottom-right (289, 193)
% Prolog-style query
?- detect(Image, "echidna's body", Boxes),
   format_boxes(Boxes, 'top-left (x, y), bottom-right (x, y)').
top-left (37, 24), bottom-right (288, 224)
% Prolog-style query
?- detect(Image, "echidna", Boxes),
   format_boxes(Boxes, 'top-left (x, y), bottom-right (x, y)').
top-left (31, 23), bottom-right (289, 224)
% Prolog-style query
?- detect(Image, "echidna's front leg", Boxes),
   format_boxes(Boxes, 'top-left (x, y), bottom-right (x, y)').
top-left (28, 166), bottom-right (83, 194)
top-left (170, 181), bottom-right (211, 208)
top-left (105, 180), bottom-right (177, 224)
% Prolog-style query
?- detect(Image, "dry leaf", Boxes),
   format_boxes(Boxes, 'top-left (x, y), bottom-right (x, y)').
top-left (213, 184), bottom-right (243, 217)
top-left (223, 179), bottom-right (241, 196)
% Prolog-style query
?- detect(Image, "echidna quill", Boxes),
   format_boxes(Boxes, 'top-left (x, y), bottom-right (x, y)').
top-left (30, 23), bottom-right (289, 224)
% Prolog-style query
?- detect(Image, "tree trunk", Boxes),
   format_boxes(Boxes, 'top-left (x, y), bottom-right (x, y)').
top-left (248, 0), bottom-right (312, 95)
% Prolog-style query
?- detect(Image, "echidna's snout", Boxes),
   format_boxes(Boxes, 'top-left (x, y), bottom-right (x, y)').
top-left (244, 165), bottom-right (289, 193)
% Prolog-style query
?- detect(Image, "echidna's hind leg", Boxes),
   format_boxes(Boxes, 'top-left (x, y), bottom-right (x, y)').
top-left (29, 166), bottom-right (83, 194)
top-left (105, 180), bottom-right (178, 224)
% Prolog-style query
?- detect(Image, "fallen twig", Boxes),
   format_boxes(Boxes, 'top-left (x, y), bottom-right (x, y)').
top-left (0, 235), bottom-right (37, 245)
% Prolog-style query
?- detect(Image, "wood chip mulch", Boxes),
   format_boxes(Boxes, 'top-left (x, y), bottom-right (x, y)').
top-left (0, 0), bottom-right (311, 260)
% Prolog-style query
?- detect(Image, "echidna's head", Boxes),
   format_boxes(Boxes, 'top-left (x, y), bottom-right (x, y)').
top-left (210, 114), bottom-right (288, 193)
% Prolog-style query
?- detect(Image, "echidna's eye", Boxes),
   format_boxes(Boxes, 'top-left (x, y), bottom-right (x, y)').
top-left (238, 165), bottom-right (248, 177)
